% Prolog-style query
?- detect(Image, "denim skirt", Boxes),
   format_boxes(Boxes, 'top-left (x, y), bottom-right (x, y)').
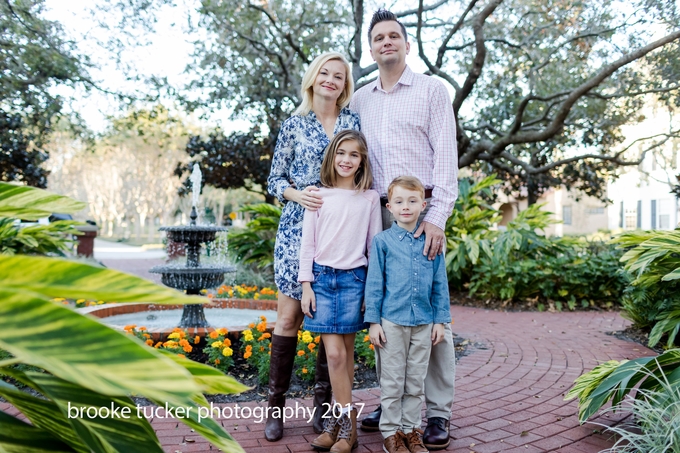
top-left (303, 263), bottom-right (368, 334)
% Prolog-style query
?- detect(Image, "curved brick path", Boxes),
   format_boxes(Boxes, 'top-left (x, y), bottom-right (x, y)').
top-left (0, 301), bottom-right (653, 452)
top-left (29, 250), bottom-right (654, 452)
top-left (148, 306), bottom-right (654, 453)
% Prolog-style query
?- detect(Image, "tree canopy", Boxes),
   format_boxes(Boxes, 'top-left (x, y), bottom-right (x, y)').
top-left (175, 128), bottom-right (275, 203)
top-left (192, 0), bottom-right (680, 201)
top-left (101, 0), bottom-right (680, 202)
top-left (1, 0), bottom-right (91, 187)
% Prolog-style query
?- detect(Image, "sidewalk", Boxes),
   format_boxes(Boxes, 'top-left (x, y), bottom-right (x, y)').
top-left (97, 252), bottom-right (654, 452)
top-left (94, 238), bottom-right (167, 284)
top-left (142, 307), bottom-right (651, 453)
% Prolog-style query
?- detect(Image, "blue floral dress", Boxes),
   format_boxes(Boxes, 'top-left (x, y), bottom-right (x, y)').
top-left (267, 108), bottom-right (361, 300)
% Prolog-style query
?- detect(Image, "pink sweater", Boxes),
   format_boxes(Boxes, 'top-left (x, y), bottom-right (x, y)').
top-left (298, 187), bottom-right (382, 282)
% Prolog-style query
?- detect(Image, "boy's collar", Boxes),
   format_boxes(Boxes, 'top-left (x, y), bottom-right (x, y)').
top-left (390, 221), bottom-right (421, 240)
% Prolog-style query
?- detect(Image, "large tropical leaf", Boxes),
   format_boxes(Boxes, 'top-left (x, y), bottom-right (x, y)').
top-left (0, 379), bottom-right (89, 453)
top-left (0, 410), bottom-right (75, 453)
top-left (649, 309), bottom-right (680, 348)
top-left (0, 298), bottom-right (245, 450)
top-left (0, 289), bottom-right (200, 403)
top-left (0, 184), bottom-right (245, 452)
top-left (27, 372), bottom-right (164, 453)
top-left (163, 352), bottom-right (250, 395)
top-left (613, 230), bottom-right (680, 286)
top-left (565, 350), bottom-right (680, 422)
top-left (149, 399), bottom-right (243, 453)
top-left (0, 255), bottom-right (205, 304)
top-left (0, 183), bottom-right (86, 221)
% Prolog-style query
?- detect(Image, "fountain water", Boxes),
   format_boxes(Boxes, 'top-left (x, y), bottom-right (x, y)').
top-left (148, 164), bottom-right (235, 327)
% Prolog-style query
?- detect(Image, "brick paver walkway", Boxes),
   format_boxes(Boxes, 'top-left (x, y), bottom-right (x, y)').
top-left (31, 248), bottom-right (652, 452)
top-left (149, 306), bottom-right (653, 453)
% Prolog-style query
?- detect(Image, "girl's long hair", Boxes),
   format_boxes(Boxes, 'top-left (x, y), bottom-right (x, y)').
top-left (293, 52), bottom-right (354, 116)
top-left (320, 130), bottom-right (373, 191)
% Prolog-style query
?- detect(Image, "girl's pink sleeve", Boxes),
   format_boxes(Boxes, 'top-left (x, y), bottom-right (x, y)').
top-left (366, 191), bottom-right (383, 259)
top-left (298, 208), bottom-right (318, 282)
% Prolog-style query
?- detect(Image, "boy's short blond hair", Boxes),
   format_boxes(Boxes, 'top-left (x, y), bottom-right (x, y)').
top-left (387, 176), bottom-right (425, 201)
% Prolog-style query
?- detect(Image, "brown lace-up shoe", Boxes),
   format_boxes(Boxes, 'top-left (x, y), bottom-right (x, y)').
top-left (330, 409), bottom-right (357, 453)
top-left (404, 429), bottom-right (428, 453)
top-left (311, 415), bottom-right (339, 451)
top-left (383, 431), bottom-right (409, 453)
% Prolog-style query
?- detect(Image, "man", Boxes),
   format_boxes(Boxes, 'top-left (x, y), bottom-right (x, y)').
top-left (349, 8), bottom-right (459, 451)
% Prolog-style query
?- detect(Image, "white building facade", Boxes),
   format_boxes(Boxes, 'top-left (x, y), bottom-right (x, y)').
top-left (607, 156), bottom-right (680, 231)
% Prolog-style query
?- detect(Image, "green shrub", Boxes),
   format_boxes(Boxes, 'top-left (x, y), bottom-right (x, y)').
top-left (227, 203), bottom-right (280, 269)
top-left (444, 176), bottom-right (627, 309)
top-left (0, 218), bottom-right (82, 256)
top-left (468, 204), bottom-right (627, 309)
top-left (600, 376), bottom-right (680, 453)
top-left (445, 175), bottom-right (501, 287)
top-left (0, 183), bottom-right (85, 256)
top-left (613, 229), bottom-right (680, 347)
top-left (564, 349), bottom-right (680, 423)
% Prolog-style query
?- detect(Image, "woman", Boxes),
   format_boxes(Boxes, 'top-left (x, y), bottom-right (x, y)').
top-left (265, 51), bottom-right (359, 442)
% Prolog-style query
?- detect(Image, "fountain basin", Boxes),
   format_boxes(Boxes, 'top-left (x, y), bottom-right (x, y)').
top-left (83, 298), bottom-right (277, 342)
top-left (160, 225), bottom-right (227, 244)
top-left (149, 265), bottom-right (236, 291)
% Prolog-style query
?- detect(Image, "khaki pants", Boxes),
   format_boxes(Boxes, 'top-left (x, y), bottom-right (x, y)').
top-left (379, 204), bottom-right (456, 420)
top-left (378, 319), bottom-right (433, 437)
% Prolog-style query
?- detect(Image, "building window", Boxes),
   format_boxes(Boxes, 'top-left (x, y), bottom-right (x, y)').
top-left (563, 206), bottom-right (572, 225)
top-left (586, 206), bottom-right (605, 215)
top-left (625, 208), bottom-right (637, 229)
top-left (659, 199), bottom-right (672, 229)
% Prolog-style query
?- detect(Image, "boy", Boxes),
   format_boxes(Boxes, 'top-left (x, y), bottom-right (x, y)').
top-left (364, 176), bottom-right (452, 453)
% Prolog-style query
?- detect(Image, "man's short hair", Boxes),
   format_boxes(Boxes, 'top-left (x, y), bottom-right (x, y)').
top-left (367, 8), bottom-right (408, 45)
top-left (387, 176), bottom-right (425, 201)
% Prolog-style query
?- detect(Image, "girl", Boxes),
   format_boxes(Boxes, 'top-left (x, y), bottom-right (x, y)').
top-left (298, 130), bottom-right (382, 453)
top-left (265, 51), bottom-right (359, 441)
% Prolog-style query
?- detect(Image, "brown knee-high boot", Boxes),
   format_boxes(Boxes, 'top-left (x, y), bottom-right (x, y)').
top-left (312, 339), bottom-right (333, 433)
top-left (264, 334), bottom-right (298, 442)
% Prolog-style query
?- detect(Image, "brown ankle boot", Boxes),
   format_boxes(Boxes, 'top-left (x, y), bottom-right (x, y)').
top-left (330, 409), bottom-right (357, 453)
top-left (310, 413), bottom-right (340, 451)
top-left (312, 339), bottom-right (333, 433)
top-left (264, 334), bottom-right (298, 442)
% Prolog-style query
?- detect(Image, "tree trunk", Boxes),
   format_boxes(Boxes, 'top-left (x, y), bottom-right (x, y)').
top-left (148, 216), bottom-right (156, 243)
top-left (527, 174), bottom-right (539, 206)
top-left (217, 198), bottom-right (225, 226)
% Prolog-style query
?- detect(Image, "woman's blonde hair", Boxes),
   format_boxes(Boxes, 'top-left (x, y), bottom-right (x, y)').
top-left (320, 130), bottom-right (373, 191)
top-left (293, 52), bottom-right (354, 116)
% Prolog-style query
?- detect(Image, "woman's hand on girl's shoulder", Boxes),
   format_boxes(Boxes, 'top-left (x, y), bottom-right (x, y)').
top-left (298, 186), bottom-right (323, 211)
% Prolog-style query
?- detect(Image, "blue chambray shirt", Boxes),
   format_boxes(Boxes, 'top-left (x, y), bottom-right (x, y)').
top-left (364, 222), bottom-right (452, 327)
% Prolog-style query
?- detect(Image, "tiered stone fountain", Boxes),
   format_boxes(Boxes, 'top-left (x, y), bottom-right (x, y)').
top-left (87, 164), bottom-right (277, 337)
top-left (149, 165), bottom-right (234, 327)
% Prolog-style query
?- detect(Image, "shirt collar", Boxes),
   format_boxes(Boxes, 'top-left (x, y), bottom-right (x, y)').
top-left (372, 65), bottom-right (414, 93)
top-left (389, 220), bottom-right (420, 241)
